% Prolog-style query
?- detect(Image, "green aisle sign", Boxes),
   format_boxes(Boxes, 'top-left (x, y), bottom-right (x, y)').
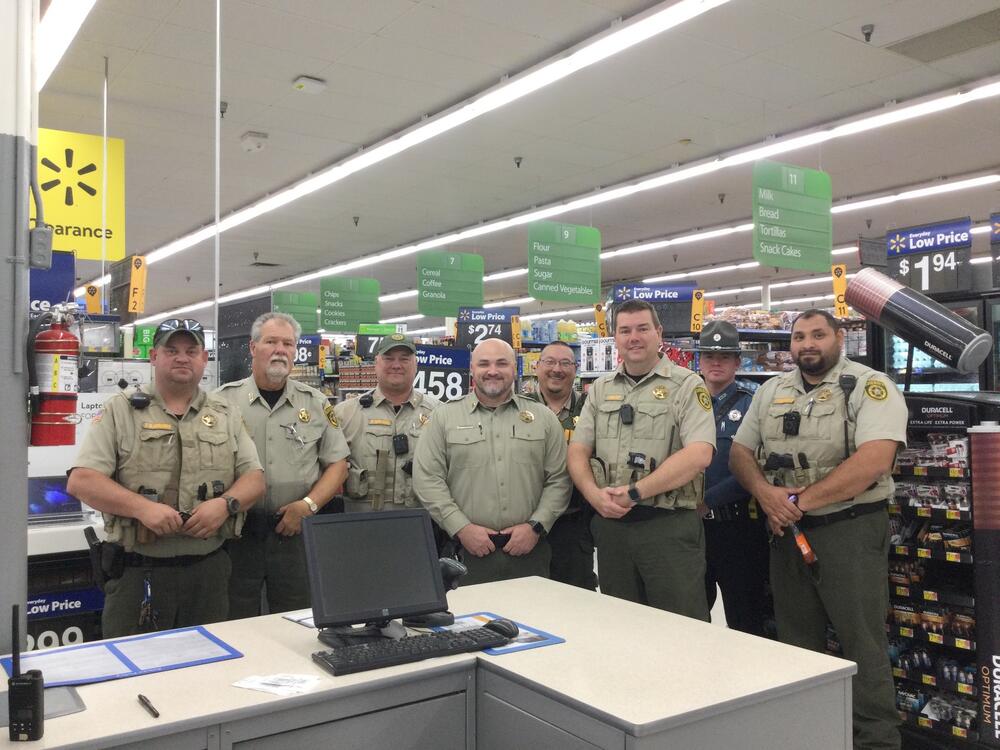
top-left (272, 291), bottom-right (318, 334)
top-left (416, 250), bottom-right (483, 317)
top-left (527, 221), bottom-right (601, 303)
top-left (319, 277), bottom-right (381, 333)
top-left (752, 161), bottom-right (832, 272)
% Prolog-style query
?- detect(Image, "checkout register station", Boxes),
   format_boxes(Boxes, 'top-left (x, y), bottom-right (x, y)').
top-left (3, 510), bottom-right (857, 750)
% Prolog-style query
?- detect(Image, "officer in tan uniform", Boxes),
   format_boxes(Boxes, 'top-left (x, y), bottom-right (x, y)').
top-left (334, 333), bottom-right (440, 512)
top-left (730, 309), bottom-right (907, 750)
top-left (68, 319), bottom-right (264, 637)
top-left (413, 338), bottom-right (570, 585)
top-left (216, 312), bottom-right (349, 618)
top-left (568, 299), bottom-right (715, 620)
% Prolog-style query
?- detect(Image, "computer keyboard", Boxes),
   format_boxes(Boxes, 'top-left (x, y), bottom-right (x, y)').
top-left (312, 627), bottom-right (509, 676)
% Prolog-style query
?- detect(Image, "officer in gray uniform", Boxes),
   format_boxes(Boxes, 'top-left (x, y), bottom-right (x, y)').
top-left (413, 338), bottom-right (570, 585)
top-left (568, 299), bottom-right (715, 619)
top-left (69, 319), bottom-right (265, 637)
top-left (216, 312), bottom-right (349, 618)
top-left (334, 333), bottom-right (440, 513)
top-left (525, 340), bottom-right (596, 590)
top-left (730, 309), bottom-right (908, 750)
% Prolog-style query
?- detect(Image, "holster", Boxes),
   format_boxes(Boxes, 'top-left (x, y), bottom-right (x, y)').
top-left (101, 542), bottom-right (125, 582)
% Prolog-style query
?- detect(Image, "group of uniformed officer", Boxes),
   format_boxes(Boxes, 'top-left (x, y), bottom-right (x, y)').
top-left (69, 302), bottom-right (905, 750)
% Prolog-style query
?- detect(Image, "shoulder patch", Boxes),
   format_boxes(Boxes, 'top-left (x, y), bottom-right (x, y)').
top-left (864, 378), bottom-right (889, 401)
top-left (323, 403), bottom-right (340, 428)
top-left (695, 385), bottom-right (712, 412)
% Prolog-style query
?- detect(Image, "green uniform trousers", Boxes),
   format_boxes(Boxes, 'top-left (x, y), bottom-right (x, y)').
top-left (227, 533), bottom-right (311, 619)
top-left (460, 539), bottom-right (551, 586)
top-left (591, 510), bottom-right (710, 620)
top-left (771, 509), bottom-right (899, 750)
top-left (101, 549), bottom-right (231, 638)
top-left (548, 509), bottom-right (597, 590)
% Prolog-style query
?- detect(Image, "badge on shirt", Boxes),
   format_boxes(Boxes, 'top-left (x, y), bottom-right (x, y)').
top-left (519, 410), bottom-right (535, 423)
top-left (865, 379), bottom-right (888, 401)
top-left (142, 422), bottom-right (173, 431)
top-left (816, 388), bottom-right (833, 402)
top-left (298, 408), bottom-right (311, 423)
top-left (695, 385), bottom-right (712, 412)
top-left (652, 385), bottom-right (667, 400)
top-left (368, 418), bottom-right (392, 426)
top-left (727, 409), bottom-right (742, 422)
top-left (324, 404), bottom-right (339, 428)
top-left (419, 413), bottom-right (430, 426)
top-left (201, 414), bottom-right (216, 427)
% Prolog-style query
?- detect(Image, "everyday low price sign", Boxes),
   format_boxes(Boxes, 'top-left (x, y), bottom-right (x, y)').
top-left (413, 345), bottom-right (469, 402)
top-left (886, 218), bottom-right (972, 294)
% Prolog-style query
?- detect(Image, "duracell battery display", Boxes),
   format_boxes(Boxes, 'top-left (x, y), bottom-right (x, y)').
top-left (845, 268), bottom-right (992, 374)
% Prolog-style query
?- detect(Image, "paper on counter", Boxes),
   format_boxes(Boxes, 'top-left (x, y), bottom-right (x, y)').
top-left (233, 674), bottom-right (324, 696)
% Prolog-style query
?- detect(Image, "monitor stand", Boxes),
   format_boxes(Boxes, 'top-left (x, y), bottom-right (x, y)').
top-left (317, 619), bottom-right (407, 648)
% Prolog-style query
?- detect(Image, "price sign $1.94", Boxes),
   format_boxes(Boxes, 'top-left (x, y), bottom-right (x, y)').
top-left (889, 248), bottom-right (970, 295)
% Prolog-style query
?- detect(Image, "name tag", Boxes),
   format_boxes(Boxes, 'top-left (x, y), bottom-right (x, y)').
top-left (142, 422), bottom-right (173, 430)
top-left (455, 425), bottom-right (476, 430)
top-left (772, 397), bottom-right (795, 405)
top-left (368, 418), bottom-right (392, 426)
top-left (604, 394), bottom-right (624, 401)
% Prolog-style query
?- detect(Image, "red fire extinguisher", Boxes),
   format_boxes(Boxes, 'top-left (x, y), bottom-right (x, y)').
top-left (28, 303), bottom-right (80, 446)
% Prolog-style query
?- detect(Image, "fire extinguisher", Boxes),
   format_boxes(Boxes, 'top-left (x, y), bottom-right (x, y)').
top-left (28, 303), bottom-right (81, 446)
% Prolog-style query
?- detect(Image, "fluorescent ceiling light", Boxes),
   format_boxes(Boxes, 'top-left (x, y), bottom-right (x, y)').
top-left (75, 0), bottom-right (726, 286)
top-left (379, 313), bottom-right (424, 323)
top-left (521, 307), bottom-right (595, 321)
top-left (643, 261), bottom-right (759, 284)
top-left (77, 70), bottom-right (1000, 302)
top-left (379, 289), bottom-right (419, 303)
top-left (483, 268), bottom-right (529, 282)
top-left (409, 326), bottom-right (446, 335)
top-left (37, 0), bottom-right (97, 89)
top-left (970, 256), bottom-right (994, 265)
top-left (970, 225), bottom-right (991, 235)
top-left (770, 294), bottom-right (835, 307)
top-left (831, 174), bottom-right (1000, 214)
top-left (484, 296), bottom-right (534, 308)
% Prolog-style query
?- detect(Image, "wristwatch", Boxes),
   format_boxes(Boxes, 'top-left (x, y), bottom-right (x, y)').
top-left (223, 495), bottom-right (241, 516)
top-left (302, 496), bottom-right (319, 514)
top-left (528, 520), bottom-right (546, 538)
top-left (627, 482), bottom-right (642, 504)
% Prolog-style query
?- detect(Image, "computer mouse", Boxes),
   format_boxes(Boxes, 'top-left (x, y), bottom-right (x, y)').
top-left (483, 618), bottom-right (519, 639)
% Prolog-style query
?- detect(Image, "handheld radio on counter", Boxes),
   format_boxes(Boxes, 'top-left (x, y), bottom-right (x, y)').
top-left (7, 604), bottom-right (44, 741)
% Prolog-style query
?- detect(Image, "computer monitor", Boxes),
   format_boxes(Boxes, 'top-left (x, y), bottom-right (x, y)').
top-left (302, 509), bottom-right (448, 636)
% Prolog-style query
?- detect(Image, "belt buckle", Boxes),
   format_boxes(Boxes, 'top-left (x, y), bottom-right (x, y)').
top-left (704, 509), bottom-right (715, 521)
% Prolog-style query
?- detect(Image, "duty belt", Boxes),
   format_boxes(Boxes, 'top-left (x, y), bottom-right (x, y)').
top-left (796, 499), bottom-right (887, 529)
top-left (124, 546), bottom-right (224, 568)
top-left (705, 500), bottom-right (752, 522)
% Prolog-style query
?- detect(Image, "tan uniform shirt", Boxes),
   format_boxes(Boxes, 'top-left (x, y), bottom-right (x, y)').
top-left (215, 377), bottom-right (349, 513)
top-left (413, 392), bottom-right (571, 537)
top-left (572, 356), bottom-right (716, 509)
top-left (334, 386), bottom-right (440, 509)
top-left (73, 388), bottom-right (262, 556)
top-left (733, 357), bottom-right (908, 516)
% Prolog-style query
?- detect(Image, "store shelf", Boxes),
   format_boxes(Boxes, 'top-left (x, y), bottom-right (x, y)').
top-left (885, 624), bottom-right (975, 651)
top-left (578, 370), bottom-right (613, 379)
top-left (892, 668), bottom-right (978, 697)
top-left (888, 505), bottom-right (972, 522)
top-left (519, 340), bottom-right (580, 348)
top-left (890, 545), bottom-right (973, 565)
top-left (894, 466), bottom-right (969, 479)
top-left (733, 328), bottom-right (791, 342)
top-left (897, 711), bottom-right (978, 742)
top-left (889, 583), bottom-right (975, 608)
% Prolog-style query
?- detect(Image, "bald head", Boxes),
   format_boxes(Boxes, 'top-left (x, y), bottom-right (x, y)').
top-left (470, 338), bottom-right (516, 406)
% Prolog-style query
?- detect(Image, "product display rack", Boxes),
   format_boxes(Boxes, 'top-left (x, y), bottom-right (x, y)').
top-left (887, 393), bottom-right (1000, 749)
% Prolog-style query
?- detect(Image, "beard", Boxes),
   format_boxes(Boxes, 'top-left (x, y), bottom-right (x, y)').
top-left (266, 358), bottom-right (290, 381)
top-left (795, 349), bottom-right (837, 375)
top-left (477, 377), bottom-right (511, 399)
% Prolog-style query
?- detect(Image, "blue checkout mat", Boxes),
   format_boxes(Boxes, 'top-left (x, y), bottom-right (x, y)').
top-left (437, 612), bottom-right (564, 655)
top-left (1, 626), bottom-right (242, 687)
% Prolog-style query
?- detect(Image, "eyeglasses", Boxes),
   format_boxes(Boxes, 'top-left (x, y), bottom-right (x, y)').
top-left (539, 357), bottom-right (576, 369)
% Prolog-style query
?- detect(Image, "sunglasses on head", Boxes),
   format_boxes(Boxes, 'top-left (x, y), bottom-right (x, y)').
top-left (155, 318), bottom-right (204, 343)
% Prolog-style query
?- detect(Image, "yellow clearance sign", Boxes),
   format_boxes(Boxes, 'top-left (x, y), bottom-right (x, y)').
top-left (30, 128), bottom-right (125, 262)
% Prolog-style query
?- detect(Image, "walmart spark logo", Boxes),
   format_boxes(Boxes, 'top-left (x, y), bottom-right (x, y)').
top-left (40, 148), bottom-right (97, 207)
top-left (888, 234), bottom-right (906, 254)
top-left (614, 287), bottom-right (633, 301)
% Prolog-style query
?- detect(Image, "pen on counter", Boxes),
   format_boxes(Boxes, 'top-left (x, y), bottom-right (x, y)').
top-left (138, 694), bottom-right (160, 719)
